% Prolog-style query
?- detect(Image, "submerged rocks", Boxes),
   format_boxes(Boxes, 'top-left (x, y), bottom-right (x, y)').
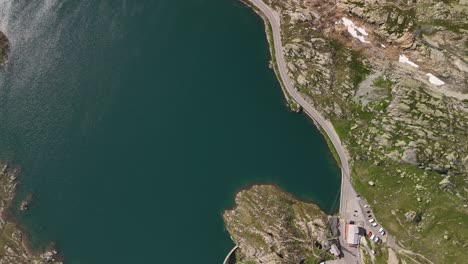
top-left (19, 200), bottom-right (29, 211)
top-left (0, 30), bottom-right (10, 68)
top-left (223, 185), bottom-right (331, 264)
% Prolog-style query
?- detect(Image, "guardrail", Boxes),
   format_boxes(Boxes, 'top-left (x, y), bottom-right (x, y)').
top-left (222, 245), bottom-right (238, 264)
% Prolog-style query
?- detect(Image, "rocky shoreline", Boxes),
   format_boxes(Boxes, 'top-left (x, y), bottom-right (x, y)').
top-left (0, 162), bottom-right (62, 264)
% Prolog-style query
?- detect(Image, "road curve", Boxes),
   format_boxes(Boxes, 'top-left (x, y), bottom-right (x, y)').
top-left (245, 0), bottom-right (359, 263)
top-left (245, 0), bottom-right (350, 182)
top-left (223, 245), bottom-right (238, 264)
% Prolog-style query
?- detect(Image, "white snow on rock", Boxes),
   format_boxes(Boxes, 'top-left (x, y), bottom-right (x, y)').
top-left (341, 17), bottom-right (370, 43)
top-left (399, 55), bottom-right (419, 68)
top-left (355, 26), bottom-right (368, 36)
top-left (426, 73), bottom-right (445, 86)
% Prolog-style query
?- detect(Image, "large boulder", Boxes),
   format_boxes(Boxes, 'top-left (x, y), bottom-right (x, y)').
top-left (402, 148), bottom-right (418, 165)
top-left (405, 211), bottom-right (417, 222)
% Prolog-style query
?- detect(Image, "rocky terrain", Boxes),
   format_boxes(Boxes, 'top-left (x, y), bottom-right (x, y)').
top-left (223, 185), bottom-right (335, 264)
top-left (0, 163), bottom-right (61, 264)
top-left (238, 0), bottom-right (467, 263)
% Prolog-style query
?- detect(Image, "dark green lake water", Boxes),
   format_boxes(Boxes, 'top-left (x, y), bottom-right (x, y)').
top-left (0, 0), bottom-right (340, 263)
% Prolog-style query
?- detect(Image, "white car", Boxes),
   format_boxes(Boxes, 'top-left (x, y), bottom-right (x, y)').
top-left (371, 222), bottom-right (378, 227)
top-left (379, 228), bottom-right (386, 235)
top-left (364, 204), bottom-right (369, 208)
top-left (374, 236), bottom-right (380, 243)
top-left (370, 234), bottom-right (375, 240)
top-left (368, 218), bottom-right (375, 223)
top-left (371, 250), bottom-right (376, 255)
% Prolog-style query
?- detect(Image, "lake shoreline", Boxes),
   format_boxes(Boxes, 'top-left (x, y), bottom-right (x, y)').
top-left (0, 162), bottom-right (62, 263)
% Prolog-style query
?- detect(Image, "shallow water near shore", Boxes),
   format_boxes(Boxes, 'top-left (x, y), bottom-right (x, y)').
top-left (0, 0), bottom-right (340, 263)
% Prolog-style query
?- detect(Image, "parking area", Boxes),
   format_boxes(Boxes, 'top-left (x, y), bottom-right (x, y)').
top-left (358, 201), bottom-right (387, 244)
top-left (344, 196), bottom-right (387, 245)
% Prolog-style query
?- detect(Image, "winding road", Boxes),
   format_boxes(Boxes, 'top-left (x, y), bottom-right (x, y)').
top-left (246, 0), bottom-right (360, 263)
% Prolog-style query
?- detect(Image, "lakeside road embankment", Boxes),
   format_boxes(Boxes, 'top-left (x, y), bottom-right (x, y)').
top-left (242, 0), bottom-right (360, 263)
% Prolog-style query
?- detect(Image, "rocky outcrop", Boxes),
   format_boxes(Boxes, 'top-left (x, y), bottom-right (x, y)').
top-left (0, 30), bottom-right (9, 67)
top-left (223, 185), bottom-right (331, 264)
top-left (0, 162), bottom-right (62, 264)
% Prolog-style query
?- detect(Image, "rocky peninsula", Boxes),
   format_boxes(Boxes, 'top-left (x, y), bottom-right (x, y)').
top-left (225, 0), bottom-right (467, 263)
top-left (224, 185), bottom-right (337, 264)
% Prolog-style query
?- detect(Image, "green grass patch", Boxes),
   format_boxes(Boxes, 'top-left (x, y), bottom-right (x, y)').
top-left (287, 98), bottom-right (300, 112)
top-left (318, 126), bottom-right (341, 167)
top-left (349, 51), bottom-right (371, 88)
top-left (429, 19), bottom-right (468, 33)
top-left (373, 246), bottom-right (388, 264)
top-left (332, 119), bottom-right (352, 140)
top-left (373, 76), bottom-right (393, 89)
top-left (0, 222), bottom-right (17, 256)
top-left (352, 161), bottom-right (468, 264)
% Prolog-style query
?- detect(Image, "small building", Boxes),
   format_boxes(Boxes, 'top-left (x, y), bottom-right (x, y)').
top-left (330, 243), bottom-right (341, 257)
top-left (345, 223), bottom-right (360, 247)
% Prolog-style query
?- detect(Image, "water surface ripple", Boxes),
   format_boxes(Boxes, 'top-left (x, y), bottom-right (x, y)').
top-left (0, 0), bottom-right (340, 263)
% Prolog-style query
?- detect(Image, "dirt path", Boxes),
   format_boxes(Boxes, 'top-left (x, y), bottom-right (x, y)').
top-left (388, 248), bottom-right (398, 264)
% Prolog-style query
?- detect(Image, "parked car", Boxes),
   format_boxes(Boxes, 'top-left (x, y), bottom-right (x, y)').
top-left (379, 228), bottom-right (386, 235)
top-left (373, 236), bottom-right (380, 243)
top-left (370, 234), bottom-right (375, 240)
top-left (368, 218), bottom-right (375, 223)
top-left (364, 204), bottom-right (369, 208)
top-left (371, 250), bottom-right (376, 255)
top-left (371, 222), bottom-right (378, 227)
top-left (368, 231), bottom-right (372, 237)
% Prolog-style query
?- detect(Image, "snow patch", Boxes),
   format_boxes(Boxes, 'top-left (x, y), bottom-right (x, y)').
top-left (341, 17), bottom-right (370, 43)
top-left (426, 73), bottom-right (445, 86)
top-left (399, 55), bottom-right (419, 68)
